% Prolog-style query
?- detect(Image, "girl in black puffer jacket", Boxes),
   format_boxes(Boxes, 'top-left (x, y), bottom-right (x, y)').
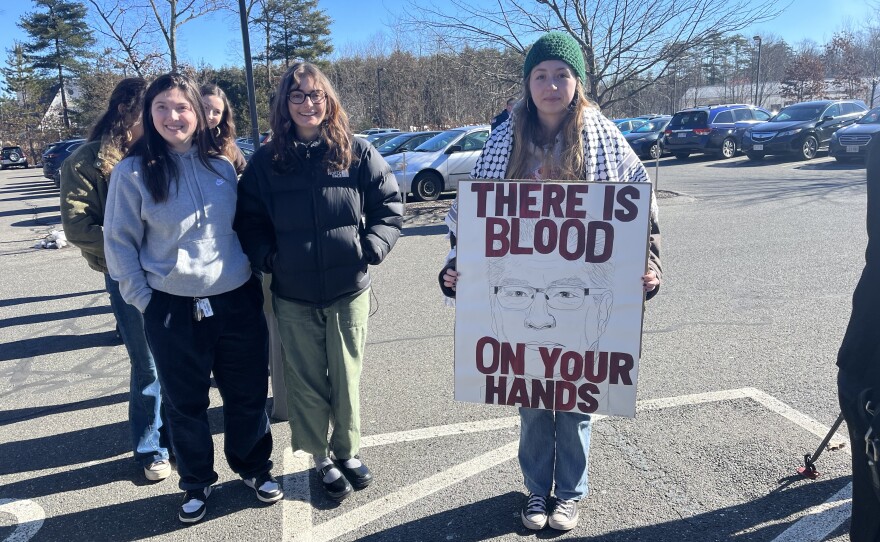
top-left (235, 61), bottom-right (403, 503)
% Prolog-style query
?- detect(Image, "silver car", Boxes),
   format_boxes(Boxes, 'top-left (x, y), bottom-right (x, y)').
top-left (385, 125), bottom-right (490, 201)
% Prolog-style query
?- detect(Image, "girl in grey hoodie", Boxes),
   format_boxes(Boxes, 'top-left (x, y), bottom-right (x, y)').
top-left (104, 73), bottom-right (282, 525)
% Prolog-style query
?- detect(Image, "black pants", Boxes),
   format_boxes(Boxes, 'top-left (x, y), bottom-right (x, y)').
top-left (838, 369), bottom-right (880, 542)
top-left (144, 275), bottom-right (272, 490)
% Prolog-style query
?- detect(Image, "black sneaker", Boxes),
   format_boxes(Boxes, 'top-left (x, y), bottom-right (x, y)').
top-left (548, 497), bottom-right (579, 531)
top-left (179, 486), bottom-right (212, 524)
top-left (520, 493), bottom-right (549, 530)
top-left (334, 456), bottom-right (373, 489)
top-left (319, 464), bottom-right (353, 502)
top-left (243, 471), bottom-right (284, 503)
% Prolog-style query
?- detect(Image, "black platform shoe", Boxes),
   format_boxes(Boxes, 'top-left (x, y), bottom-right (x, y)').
top-left (320, 464), bottom-right (353, 501)
top-left (334, 456), bottom-right (373, 489)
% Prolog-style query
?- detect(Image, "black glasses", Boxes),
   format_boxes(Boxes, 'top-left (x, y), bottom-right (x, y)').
top-left (287, 89), bottom-right (327, 104)
top-left (492, 285), bottom-right (607, 311)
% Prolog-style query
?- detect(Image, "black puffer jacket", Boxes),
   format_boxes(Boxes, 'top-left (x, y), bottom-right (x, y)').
top-left (837, 136), bottom-right (880, 379)
top-left (235, 137), bottom-right (403, 307)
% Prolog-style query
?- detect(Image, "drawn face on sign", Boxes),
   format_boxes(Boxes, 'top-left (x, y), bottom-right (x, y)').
top-left (488, 254), bottom-right (613, 354)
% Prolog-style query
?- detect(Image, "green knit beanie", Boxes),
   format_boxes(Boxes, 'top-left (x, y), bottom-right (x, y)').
top-left (523, 31), bottom-right (586, 81)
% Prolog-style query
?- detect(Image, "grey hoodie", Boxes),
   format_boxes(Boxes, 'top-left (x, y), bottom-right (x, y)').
top-left (104, 146), bottom-right (252, 312)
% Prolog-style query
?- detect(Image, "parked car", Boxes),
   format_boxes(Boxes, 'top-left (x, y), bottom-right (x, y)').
top-left (237, 142), bottom-right (255, 162)
top-left (741, 99), bottom-right (867, 161)
top-left (663, 104), bottom-right (771, 160)
top-left (624, 116), bottom-right (672, 160)
top-left (1, 146), bottom-right (29, 169)
top-left (375, 131), bottom-right (440, 157)
top-left (364, 132), bottom-right (402, 147)
top-left (829, 106), bottom-right (880, 163)
top-left (362, 128), bottom-right (400, 136)
top-left (613, 118), bottom-right (647, 135)
top-left (42, 138), bottom-right (86, 187)
top-left (235, 131), bottom-right (271, 147)
top-left (385, 125), bottom-right (490, 201)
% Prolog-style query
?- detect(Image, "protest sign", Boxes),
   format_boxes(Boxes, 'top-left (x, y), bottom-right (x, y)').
top-left (454, 180), bottom-right (652, 418)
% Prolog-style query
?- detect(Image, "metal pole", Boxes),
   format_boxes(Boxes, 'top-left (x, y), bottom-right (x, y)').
top-left (377, 67), bottom-right (384, 127)
top-left (238, 0), bottom-right (261, 149)
top-left (871, 79), bottom-right (878, 108)
top-left (753, 36), bottom-right (762, 106)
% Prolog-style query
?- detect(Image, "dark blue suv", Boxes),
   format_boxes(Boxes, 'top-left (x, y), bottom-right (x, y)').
top-left (42, 138), bottom-right (86, 188)
top-left (663, 104), bottom-right (771, 160)
top-left (742, 99), bottom-right (867, 161)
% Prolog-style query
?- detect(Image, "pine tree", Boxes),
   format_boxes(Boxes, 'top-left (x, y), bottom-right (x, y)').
top-left (18, 0), bottom-right (95, 130)
top-left (267, 0), bottom-right (333, 67)
top-left (1, 42), bottom-right (54, 157)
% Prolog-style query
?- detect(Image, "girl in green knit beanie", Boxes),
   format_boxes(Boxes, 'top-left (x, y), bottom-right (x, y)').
top-left (439, 30), bottom-right (663, 533)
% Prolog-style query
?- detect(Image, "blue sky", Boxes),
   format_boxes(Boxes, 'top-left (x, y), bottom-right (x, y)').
top-left (0, 0), bottom-right (871, 72)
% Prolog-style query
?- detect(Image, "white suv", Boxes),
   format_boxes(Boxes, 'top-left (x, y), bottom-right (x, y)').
top-left (385, 125), bottom-right (490, 201)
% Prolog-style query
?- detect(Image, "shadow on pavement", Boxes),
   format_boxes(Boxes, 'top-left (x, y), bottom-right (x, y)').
top-left (401, 224), bottom-right (447, 237)
top-left (0, 205), bottom-right (59, 218)
top-left (0, 405), bottom-right (231, 477)
top-left (354, 491), bottom-right (523, 541)
top-left (574, 476), bottom-right (850, 542)
top-left (0, 183), bottom-right (56, 192)
top-left (0, 420), bottom-right (132, 477)
top-left (0, 330), bottom-right (121, 361)
top-left (10, 214), bottom-right (61, 227)
top-left (1, 479), bottom-right (270, 541)
top-left (347, 477), bottom-right (850, 542)
top-left (0, 306), bottom-right (112, 328)
top-left (0, 290), bottom-right (105, 308)
top-left (0, 193), bottom-right (62, 202)
top-left (0, 392), bottom-right (128, 426)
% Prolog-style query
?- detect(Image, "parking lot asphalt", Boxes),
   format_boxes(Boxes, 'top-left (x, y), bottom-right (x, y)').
top-left (0, 151), bottom-right (869, 541)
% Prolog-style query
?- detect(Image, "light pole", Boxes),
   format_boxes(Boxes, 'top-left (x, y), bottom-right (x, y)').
top-left (376, 66), bottom-right (385, 127)
top-left (753, 36), bottom-right (762, 106)
top-left (238, 0), bottom-right (261, 149)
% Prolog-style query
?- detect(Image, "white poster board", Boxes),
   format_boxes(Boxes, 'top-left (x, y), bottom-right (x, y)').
top-left (453, 180), bottom-right (652, 418)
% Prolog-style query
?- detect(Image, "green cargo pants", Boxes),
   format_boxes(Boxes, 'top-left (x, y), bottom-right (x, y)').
top-left (273, 288), bottom-right (370, 458)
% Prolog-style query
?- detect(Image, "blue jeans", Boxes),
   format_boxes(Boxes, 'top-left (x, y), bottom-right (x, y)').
top-left (518, 407), bottom-right (592, 501)
top-left (105, 275), bottom-right (169, 467)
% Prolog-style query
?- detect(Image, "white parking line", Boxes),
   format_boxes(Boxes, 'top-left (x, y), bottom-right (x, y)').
top-left (769, 483), bottom-right (853, 542)
top-left (361, 415), bottom-right (520, 448)
top-left (282, 387), bottom-right (852, 542)
top-left (283, 448), bottom-right (313, 542)
top-left (290, 441), bottom-right (519, 542)
top-left (742, 388), bottom-right (848, 446)
top-left (0, 498), bottom-right (45, 542)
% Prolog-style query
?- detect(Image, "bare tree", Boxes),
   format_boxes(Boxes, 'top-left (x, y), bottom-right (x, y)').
top-left (825, 32), bottom-right (867, 100)
top-left (86, 0), bottom-right (165, 76)
top-left (780, 46), bottom-right (825, 102)
top-left (403, 0), bottom-right (787, 109)
top-left (146, 0), bottom-right (229, 71)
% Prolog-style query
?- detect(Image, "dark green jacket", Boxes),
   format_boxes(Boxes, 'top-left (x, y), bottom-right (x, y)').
top-left (59, 140), bottom-right (110, 273)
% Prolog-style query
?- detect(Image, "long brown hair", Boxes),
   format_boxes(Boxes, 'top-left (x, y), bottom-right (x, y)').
top-left (270, 62), bottom-right (353, 171)
top-left (128, 73), bottom-right (222, 203)
top-left (200, 83), bottom-right (239, 165)
top-left (88, 77), bottom-right (147, 177)
top-left (505, 75), bottom-right (596, 181)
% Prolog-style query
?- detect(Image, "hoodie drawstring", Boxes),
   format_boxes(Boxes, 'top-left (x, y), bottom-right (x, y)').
top-left (180, 153), bottom-right (208, 229)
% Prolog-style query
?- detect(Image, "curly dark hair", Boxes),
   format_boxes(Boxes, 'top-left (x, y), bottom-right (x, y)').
top-left (88, 77), bottom-right (147, 177)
